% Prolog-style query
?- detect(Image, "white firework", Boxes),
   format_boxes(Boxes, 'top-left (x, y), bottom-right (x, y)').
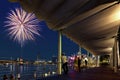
top-left (5, 8), bottom-right (40, 47)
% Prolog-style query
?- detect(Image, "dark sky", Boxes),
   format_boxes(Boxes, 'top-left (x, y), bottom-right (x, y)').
top-left (0, 0), bottom-right (87, 60)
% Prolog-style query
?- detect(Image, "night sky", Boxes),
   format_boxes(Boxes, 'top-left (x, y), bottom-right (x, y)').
top-left (0, 0), bottom-right (87, 60)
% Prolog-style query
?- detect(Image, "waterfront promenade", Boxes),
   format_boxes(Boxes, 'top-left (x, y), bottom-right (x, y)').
top-left (39, 67), bottom-right (120, 80)
top-left (1, 64), bottom-right (120, 80)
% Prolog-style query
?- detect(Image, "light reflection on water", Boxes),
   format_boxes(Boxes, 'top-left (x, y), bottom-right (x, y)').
top-left (0, 64), bottom-right (57, 79)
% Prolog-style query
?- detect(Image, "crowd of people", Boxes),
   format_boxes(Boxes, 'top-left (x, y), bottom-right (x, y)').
top-left (73, 55), bottom-right (88, 71)
top-left (61, 53), bottom-right (89, 74)
top-left (3, 74), bottom-right (15, 80)
top-left (2, 73), bottom-right (21, 80)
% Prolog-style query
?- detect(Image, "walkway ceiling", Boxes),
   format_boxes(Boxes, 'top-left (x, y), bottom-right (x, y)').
top-left (10, 0), bottom-right (120, 55)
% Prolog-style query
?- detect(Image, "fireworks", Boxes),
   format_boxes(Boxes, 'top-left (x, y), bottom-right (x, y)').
top-left (5, 8), bottom-right (40, 47)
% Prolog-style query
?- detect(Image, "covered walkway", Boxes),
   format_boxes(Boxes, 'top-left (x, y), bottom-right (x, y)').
top-left (39, 67), bottom-right (120, 80)
top-left (10, 0), bottom-right (120, 76)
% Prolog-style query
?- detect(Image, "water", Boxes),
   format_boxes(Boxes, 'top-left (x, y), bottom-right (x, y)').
top-left (0, 64), bottom-right (57, 80)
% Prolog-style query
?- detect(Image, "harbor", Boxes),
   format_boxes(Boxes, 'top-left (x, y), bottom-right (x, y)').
top-left (0, 62), bottom-right (57, 80)
top-left (0, 53), bottom-right (98, 80)
top-left (1, 0), bottom-right (120, 80)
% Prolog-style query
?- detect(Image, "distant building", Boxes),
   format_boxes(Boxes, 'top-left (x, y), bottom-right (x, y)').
top-left (17, 57), bottom-right (24, 65)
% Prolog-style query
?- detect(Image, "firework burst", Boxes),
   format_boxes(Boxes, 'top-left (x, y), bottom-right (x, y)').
top-left (5, 8), bottom-right (41, 47)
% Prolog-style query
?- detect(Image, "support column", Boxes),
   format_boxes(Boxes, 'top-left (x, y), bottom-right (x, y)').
top-left (110, 53), bottom-right (114, 68)
top-left (117, 40), bottom-right (120, 66)
top-left (87, 51), bottom-right (90, 67)
top-left (78, 47), bottom-right (82, 57)
top-left (113, 37), bottom-right (118, 72)
top-left (96, 55), bottom-right (100, 67)
top-left (87, 51), bottom-right (89, 57)
top-left (57, 31), bottom-right (62, 75)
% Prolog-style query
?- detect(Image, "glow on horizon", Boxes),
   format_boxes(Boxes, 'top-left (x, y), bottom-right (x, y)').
top-left (5, 8), bottom-right (41, 47)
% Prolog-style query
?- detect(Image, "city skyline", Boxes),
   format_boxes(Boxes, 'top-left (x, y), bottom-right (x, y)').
top-left (0, 0), bottom-right (87, 60)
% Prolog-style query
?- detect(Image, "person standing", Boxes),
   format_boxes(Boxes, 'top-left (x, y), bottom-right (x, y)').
top-left (78, 57), bottom-right (81, 72)
top-left (84, 57), bottom-right (88, 67)
top-left (17, 73), bottom-right (20, 80)
top-left (3, 74), bottom-right (8, 80)
top-left (9, 74), bottom-right (15, 80)
top-left (74, 56), bottom-right (78, 71)
top-left (62, 53), bottom-right (68, 74)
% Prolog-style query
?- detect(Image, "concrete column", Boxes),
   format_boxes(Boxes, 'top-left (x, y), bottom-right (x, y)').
top-left (117, 40), bottom-right (120, 66)
top-left (57, 31), bottom-right (62, 74)
top-left (113, 37), bottom-right (118, 72)
top-left (96, 55), bottom-right (100, 67)
top-left (79, 47), bottom-right (82, 54)
top-left (110, 53), bottom-right (114, 68)
top-left (78, 47), bottom-right (82, 57)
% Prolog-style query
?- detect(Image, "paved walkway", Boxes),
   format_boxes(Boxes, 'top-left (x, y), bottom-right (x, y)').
top-left (39, 67), bottom-right (120, 80)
